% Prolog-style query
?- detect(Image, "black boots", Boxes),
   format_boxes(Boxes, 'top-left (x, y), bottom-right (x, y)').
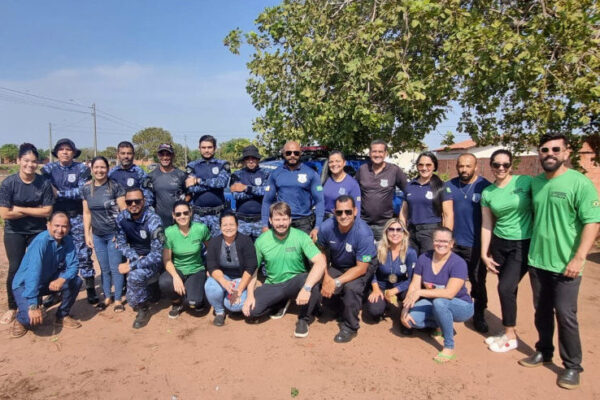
top-left (85, 277), bottom-right (99, 304)
top-left (133, 303), bottom-right (151, 329)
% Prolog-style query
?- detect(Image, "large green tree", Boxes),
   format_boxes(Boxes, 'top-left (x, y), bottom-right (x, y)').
top-left (227, 0), bottom-right (599, 159)
top-left (131, 127), bottom-right (186, 167)
top-left (0, 144), bottom-right (19, 163)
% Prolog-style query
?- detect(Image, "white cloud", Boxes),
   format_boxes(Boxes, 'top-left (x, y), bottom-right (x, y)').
top-left (0, 62), bottom-right (258, 151)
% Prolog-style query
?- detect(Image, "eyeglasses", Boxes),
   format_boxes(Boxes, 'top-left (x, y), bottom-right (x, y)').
top-left (225, 246), bottom-right (232, 262)
top-left (491, 162), bottom-right (511, 170)
top-left (334, 209), bottom-right (353, 216)
top-left (540, 146), bottom-right (563, 154)
top-left (125, 199), bottom-right (143, 206)
top-left (387, 227), bottom-right (405, 233)
top-left (284, 151), bottom-right (301, 157)
top-left (174, 211), bottom-right (190, 217)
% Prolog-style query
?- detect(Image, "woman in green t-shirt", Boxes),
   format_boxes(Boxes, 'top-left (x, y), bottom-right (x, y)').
top-left (480, 149), bottom-right (533, 353)
top-left (159, 200), bottom-right (211, 319)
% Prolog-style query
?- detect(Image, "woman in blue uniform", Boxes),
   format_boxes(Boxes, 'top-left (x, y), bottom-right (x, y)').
top-left (322, 151), bottom-right (361, 219)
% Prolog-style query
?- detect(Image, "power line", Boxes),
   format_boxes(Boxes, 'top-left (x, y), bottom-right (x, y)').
top-left (0, 86), bottom-right (89, 109)
top-left (0, 93), bottom-right (90, 114)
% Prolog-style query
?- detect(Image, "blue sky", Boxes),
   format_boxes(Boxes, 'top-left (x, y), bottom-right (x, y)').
top-left (0, 1), bottom-right (460, 153)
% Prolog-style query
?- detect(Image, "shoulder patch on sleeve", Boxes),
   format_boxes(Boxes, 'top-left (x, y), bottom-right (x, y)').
top-left (222, 162), bottom-right (231, 172)
top-left (361, 255), bottom-right (372, 262)
top-left (185, 166), bottom-right (194, 175)
top-left (265, 185), bottom-right (270, 192)
top-left (446, 187), bottom-right (451, 193)
top-left (316, 185), bottom-right (323, 192)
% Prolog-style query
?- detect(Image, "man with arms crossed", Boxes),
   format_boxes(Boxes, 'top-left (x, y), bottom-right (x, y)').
top-left (244, 202), bottom-right (326, 338)
top-left (518, 133), bottom-right (600, 390)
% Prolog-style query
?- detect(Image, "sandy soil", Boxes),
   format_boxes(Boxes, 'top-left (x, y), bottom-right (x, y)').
top-left (0, 230), bottom-right (598, 400)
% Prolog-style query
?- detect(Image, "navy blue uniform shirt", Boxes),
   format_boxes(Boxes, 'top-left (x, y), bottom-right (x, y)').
top-left (230, 167), bottom-right (270, 215)
top-left (372, 247), bottom-right (418, 293)
top-left (261, 163), bottom-right (324, 228)
top-left (317, 217), bottom-right (376, 270)
top-left (42, 161), bottom-right (91, 214)
top-left (115, 208), bottom-right (164, 271)
top-left (108, 164), bottom-right (154, 206)
top-left (446, 176), bottom-right (491, 248)
top-left (404, 179), bottom-right (452, 225)
top-left (186, 158), bottom-right (230, 208)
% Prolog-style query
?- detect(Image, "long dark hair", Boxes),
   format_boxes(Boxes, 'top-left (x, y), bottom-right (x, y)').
top-left (416, 151), bottom-right (445, 217)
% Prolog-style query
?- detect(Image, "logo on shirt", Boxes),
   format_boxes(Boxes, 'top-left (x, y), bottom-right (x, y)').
top-left (345, 243), bottom-right (353, 253)
top-left (298, 174), bottom-right (307, 183)
top-left (254, 177), bottom-right (262, 185)
top-left (472, 193), bottom-right (481, 203)
top-left (140, 230), bottom-right (147, 239)
top-left (127, 178), bottom-right (135, 187)
top-left (212, 167), bottom-right (219, 175)
top-left (67, 174), bottom-right (76, 183)
top-left (593, 201), bottom-right (600, 208)
top-left (550, 191), bottom-right (567, 200)
top-left (425, 191), bottom-right (433, 199)
top-left (285, 247), bottom-right (297, 252)
top-left (380, 179), bottom-right (388, 187)
top-left (316, 185), bottom-right (323, 192)
top-left (338, 187), bottom-right (346, 195)
top-left (361, 255), bottom-right (372, 262)
top-left (265, 185), bottom-right (270, 192)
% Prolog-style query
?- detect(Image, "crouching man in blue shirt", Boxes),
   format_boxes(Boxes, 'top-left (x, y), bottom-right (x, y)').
top-left (317, 195), bottom-right (376, 343)
top-left (10, 212), bottom-right (83, 338)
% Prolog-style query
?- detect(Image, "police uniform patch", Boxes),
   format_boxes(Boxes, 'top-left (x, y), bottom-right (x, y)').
top-left (127, 178), bottom-right (135, 187)
top-left (212, 167), bottom-right (219, 175)
top-left (472, 193), bottom-right (481, 203)
top-left (265, 185), bottom-right (270, 192)
top-left (255, 177), bottom-right (262, 185)
top-left (68, 174), bottom-right (76, 183)
top-left (593, 200), bottom-right (600, 208)
top-left (338, 187), bottom-right (346, 195)
top-left (345, 243), bottom-right (353, 252)
top-left (298, 174), bottom-right (307, 183)
top-left (425, 191), bottom-right (433, 199)
top-left (316, 185), bottom-right (323, 192)
top-left (380, 179), bottom-right (388, 187)
top-left (186, 166), bottom-right (193, 175)
top-left (223, 162), bottom-right (231, 172)
top-left (361, 255), bottom-right (372, 262)
top-left (140, 230), bottom-right (147, 239)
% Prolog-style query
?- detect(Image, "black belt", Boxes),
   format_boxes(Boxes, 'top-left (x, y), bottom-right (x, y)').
top-left (409, 223), bottom-right (440, 232)
top-left (236, 213), bottom-right (261, 223)
top-left (193, 205), bottom-right (225, 216)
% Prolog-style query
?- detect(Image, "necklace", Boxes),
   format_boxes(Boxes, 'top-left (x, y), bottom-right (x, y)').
top-left (458, 180), bottom-right (474, 199)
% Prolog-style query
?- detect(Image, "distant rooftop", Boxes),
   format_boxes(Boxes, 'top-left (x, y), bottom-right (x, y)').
top-left (434, 139), bottom-right (477, 152)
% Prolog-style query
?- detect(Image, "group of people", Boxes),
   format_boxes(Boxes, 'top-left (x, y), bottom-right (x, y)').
top-left (0, 132), bottom-right (597, 390)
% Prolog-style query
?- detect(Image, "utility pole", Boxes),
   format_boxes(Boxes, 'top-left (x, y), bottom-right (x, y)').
top-left (48, 123), bottom-right (53, 162)
top-left (92, 103), bottom-right (98, 157)
top-left (184, 135), bottom-right (188, 164)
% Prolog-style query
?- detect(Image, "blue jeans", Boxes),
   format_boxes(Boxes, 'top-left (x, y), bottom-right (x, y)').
top-left (204, 275), bottom-right (246, 315)
top-left (14, 276), bottom-right (82, 327)
top-left (408, 297), bottom-right (474, 349)
top-left (93, 233), bottom-right (125, 301)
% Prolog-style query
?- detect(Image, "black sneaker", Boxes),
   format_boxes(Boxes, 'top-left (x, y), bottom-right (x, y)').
top-left (270, 299), bottom-right (291, 320)
top-left (168, 303), bottom-right (184, 319)
top-left (518, 352), bottom-right (553, 368)
top-left (133, 305), bottom-right (151, 329)
top-left (294, 319), bottom-right (309, 338)
top-left (557, 369), bottom-right (580, 390)
top-left (334, 328), bottom-right (357, 343)
top-left (213, 313), bottom-right (226, 327)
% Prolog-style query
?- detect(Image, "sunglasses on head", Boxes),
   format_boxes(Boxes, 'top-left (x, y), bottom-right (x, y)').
top-left (125, 199), bottom-right (143, 206)
top-left (540, 146), bottom-right (562, 154)
top-left (334, 209), bottom-right (353, 216)
top-left (174, 211), bottom-right (190, 217)
top-left (491, 162), bottom-right (511, 170)
top-left (284, 151), bottom-right (301, 157)
top-left (387, 227), bottom-right (405, 233)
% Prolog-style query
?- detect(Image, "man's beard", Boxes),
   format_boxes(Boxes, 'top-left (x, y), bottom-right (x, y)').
top-left (541, 156), bottom-right (563, 172)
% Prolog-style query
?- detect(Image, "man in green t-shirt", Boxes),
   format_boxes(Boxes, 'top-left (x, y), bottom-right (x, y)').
top-left (244, 201), bottom-right (326, 338)
top-left (519, 133), bottom-right (600, 390)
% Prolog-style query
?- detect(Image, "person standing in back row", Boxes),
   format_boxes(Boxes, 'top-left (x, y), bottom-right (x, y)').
top-left (445, 153), bottom-right (490, 333)
top-left (261, 141), bottom-right (324, 241)
top-left (356, 140), bottom-right (407, 241)
top-left (147, 143), bottom-right (188, 227)
top-left (42, 138), bottom-right (97, 304)
top-left (519, 133), bottom-right (600, 390)
top-left (186, 135), bottom-right (231, 236)
top-left (108, 141), bottom-right (154, 206)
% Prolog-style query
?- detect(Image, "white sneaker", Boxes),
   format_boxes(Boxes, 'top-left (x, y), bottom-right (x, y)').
top-left (484, 333), bottom-right (506, 345)
top-left (489, 336), bottom-right (518, 352)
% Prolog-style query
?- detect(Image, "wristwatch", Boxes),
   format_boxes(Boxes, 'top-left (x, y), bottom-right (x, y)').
top-left (334, 279), bottom-right (342, 289)
top-left (303, 285), bottom-right (312, 292)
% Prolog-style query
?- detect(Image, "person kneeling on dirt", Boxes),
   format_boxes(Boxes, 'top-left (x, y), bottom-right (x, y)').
top-left (116, 188), bottom-right (165, 329)
top-left (10, 212), bottom-right (83, 338)
top-left (243, 201), bottom-right (326, 338)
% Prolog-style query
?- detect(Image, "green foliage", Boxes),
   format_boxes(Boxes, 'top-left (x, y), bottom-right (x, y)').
top-left (215, 138), bottom-right (268, 165)
top-left (131, 127), bottom-right (187, 168)
top-left (0, 144), bottom-right (19, 162)
top-left (227, 0), bottom-right (599, 162)
top-left (99, 146), bottom-right (118, 160)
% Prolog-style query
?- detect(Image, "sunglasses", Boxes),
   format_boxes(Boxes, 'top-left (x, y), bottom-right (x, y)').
top-left (334, 209), bottom-right (353, 216)
top-left (387, 227), bottom-right (405, 233)
top-left (225, 246), bottom-right (232, 262)
top-left (125, 199), bottom-right (143, 206)
top-left (540, 146), bottom-right (563, 154)
top-left (174, 211), bottom-right (190, 217)
top-left (491, 162), bottom-right (511, 170)
top-left (285, 151), bottom-right (301, 157)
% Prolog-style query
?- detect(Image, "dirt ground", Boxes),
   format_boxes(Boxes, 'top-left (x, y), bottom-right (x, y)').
top-left (0, 231), bottom-right (598, 400)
